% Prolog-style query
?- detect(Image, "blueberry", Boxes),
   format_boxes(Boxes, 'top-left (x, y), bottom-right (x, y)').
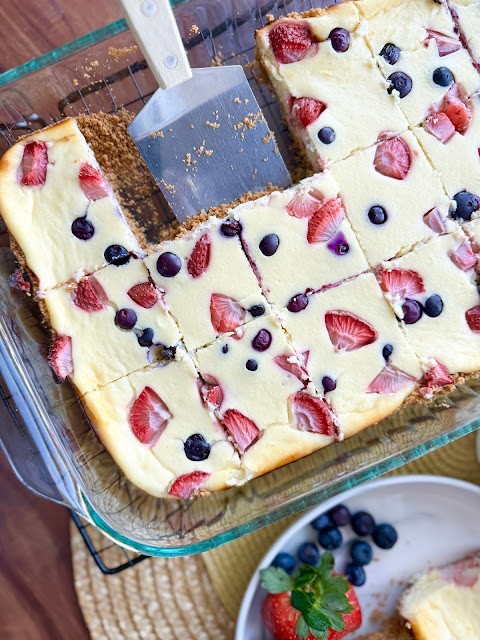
top-left (246, 359), bottom-right (258, 371)
top-left (248, 304), bottom-right (265, 317)
top-left (311, 513), bottom-right (331, 531)
top-left (156, 251), bottom-right (181, 277)
top-left (387, 71), bottom-right (413, 98)
top-left (318, 526), bottom-right (342, 550)
top-left (452, 191), bottom-right (480, 221)
top-left (328, 504), bottom-right (351, 527)
top-left (351, 511), bottom-right (376, 536)
top-left (252, 329), bottom-right (272, 351)
top-left (368, 205), bottom-right (388, 225)
top-left (297, 541), bottom-right (320, 566)
top-left (222, 344), bottom-right (229, 354)
top-left (433, 66), bottom-right (454, 87)
top-left (104, 244), bottom-right (131, 266)
top-left (329, 28), bottom-right (350, 52)
top-left (382, 344), bottom-right (393, 360)
top-left (402, 299), bottom-right (423, 324)
top-left (184, 433), bottom-right (211, 461)
top-left (115, 308), bottom-right (137, 330)
top-left (137, 327), bottom-right (154, 347)
top-left (271, 552), bottom-right (296, 574)
top-left (221, 219), bottom-right (242, 237)
top-left (327, 231), bottom-right (349, 255)
top-left (350, 540), bottom-right (373, 566)
top-left (373, 523), bottom-right (398, 549)
top-left (345, 562), bottom-right (366, 586)
top-left (259, 233), bottom-right (279, 256)
top-left (424, 294), bottom-right (443, 318)
top-left (162, 345), bottom-right (177, 361)
top-left (287, 293), bottom-right (308, 313)
top-left (318, 127), bottom-right (336, 145)
top-left (322, 376), bottom-right (337, 393)
top-left (71, 216), bottom-right (94, 240)
top-left (380, 43), bottom-right (400, 65)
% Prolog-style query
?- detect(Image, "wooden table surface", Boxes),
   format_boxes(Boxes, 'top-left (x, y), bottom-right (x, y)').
top-left (0, 3), bottom-right (122, 638)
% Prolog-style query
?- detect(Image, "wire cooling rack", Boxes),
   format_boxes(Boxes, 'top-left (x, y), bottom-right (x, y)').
top-left (0, 0), bottom-right (334, 573)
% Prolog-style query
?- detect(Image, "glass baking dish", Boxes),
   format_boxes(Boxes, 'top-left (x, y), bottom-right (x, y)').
top-left (1, 0), bottom-right (480, 557)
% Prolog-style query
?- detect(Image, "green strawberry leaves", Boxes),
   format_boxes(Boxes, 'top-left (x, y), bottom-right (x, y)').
top-left (260, 551), bottom-right (353, 640)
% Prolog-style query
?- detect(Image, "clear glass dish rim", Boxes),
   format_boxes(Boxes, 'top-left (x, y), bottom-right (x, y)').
top-left (0, 0), bottom-right (188, 88)
top-left (84, 418), bottom-right (480, 556)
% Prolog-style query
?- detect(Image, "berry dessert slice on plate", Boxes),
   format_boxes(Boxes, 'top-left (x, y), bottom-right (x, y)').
top-left (331, 130), bottom-right (453, 267)
top-left (255, 2), bottom-right (409, 171)
top-left (282, 272), bottom-right (422, 438)
top-left (399, 551), bottom-right (480, 640)
top-left (378, 230), bottom-right (480, 397)
top-left (236, 173), bottom-right (369, 310)
top-left (82, 358), bottom-right (243, 499)
top-left (0, 118), bottom-right (143, 292)
top-left (449, 0), bottom-right (480, 67)
top-left (413, 92), bottom-right (480, 214)
top-left (194, 315), bottom-right (338, 478)
top-left (45, 259), bottom-right (180, 393)
top-left (145, 218), bottom-right (269, 351)
top-left (357, 0), bottom-right (460, 55)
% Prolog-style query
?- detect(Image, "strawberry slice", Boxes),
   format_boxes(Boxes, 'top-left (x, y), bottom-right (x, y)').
top-left (169, 471), bottom-right (210, 499)
top-left (441, 554), bottom-right (480, 588)
top-left (441, 94), bottom-right (472, 134)
top-left (187, 233), bottom-right (211, 278)
top-left (199, 374), bottom-right (224, 410)
top-left (285, 187), bottom-right (324, 220)
top-left (79, 162), bottom-right (109, 200)
top-left (422, 359), bottom-right (454, 390)
top-left (291, 97), bottom-right (326, 127)
top-left (291, 391), bottom-right (336, 436)
top-left (367, 364), bottom-right (417, 394)
top-left (268, 21), bottom-right (316, 64)
top-left (273, 351), bottom-right (310, 381)
top-left (449, 239), bottom-right (477, 271)
top-left (307, 198), bottom-right (345, 244)
top-left (423, 207), bottom-right (446, 233)
top-left (128, 386), bottom-right (172, 447)
top-left (71, 276), bottom-right (107, 312)
top-left (466, 305), bottom-right (480, 332)
top-left (424, 112), bottom-right (455, 143)
top-left (380, 269), bottom-right (425, 299)
top-left (127, 281), bottom-right (159, 308)
top-left (210, 293), bottom-right (245, 333)
top-left (49, 335), bottom-right (73, 382)
top-left (21, 142), bottom-right (48, 186)
top-left (325, 311), bottom-right (377, 352)
top-left (424, 30), bottom-right (462, 57)
top-left (373, 137), bottom-right (411, 180)
top-left (8, 268), bottom-right (30, 292)
top-left (222, 409), bottom-right (259, 452)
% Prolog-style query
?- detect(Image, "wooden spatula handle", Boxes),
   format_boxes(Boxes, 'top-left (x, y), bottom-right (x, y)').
top-left (117, 0), bottom-right (192, 90)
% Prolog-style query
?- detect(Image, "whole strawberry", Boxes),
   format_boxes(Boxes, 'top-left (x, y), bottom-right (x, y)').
top-left (260, 552), bottom-right (361, 640)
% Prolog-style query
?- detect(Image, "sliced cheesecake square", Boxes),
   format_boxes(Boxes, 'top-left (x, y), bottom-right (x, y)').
top-left (449, 0), bottom-right (480, 67)
top-left (282, 272), bottom-right (422, 438)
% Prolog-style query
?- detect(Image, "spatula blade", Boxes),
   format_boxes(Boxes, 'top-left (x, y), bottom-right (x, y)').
top-left (128, 66), bottom-right (291, 222)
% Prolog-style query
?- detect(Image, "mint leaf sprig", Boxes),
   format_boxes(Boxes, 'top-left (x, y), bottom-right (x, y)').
top-left (260, 552), bottom-right (353, 640)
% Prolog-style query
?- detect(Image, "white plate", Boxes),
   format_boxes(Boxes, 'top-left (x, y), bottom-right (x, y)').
top-left (235, 475), bottom-right (480, 639)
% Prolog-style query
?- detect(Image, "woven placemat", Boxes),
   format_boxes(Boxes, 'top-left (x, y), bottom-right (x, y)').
top-left (72, 432), bottom-right (480, 639)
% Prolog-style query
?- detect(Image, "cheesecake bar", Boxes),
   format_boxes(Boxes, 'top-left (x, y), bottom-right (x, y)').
top-left (83, 358), bottom-right (243, 498)
top-left (255, 2), bottom-right (409, 170)
top-left (399, 551), bottom-right (480, 640)
top-left (45, 259), bottom-right (181, 394)
top-left (235, 172), bottom-right (369, 310)
top-left (0, 118), bottom-right (143, 291)
top-left (331, 130), bottom-right (453, 266)
top-left (449, 0), bottom-right (480, 67)
top-left (378, 231), bottom-right (480, 397)
top-left (281, 273), bottom-right (422, 437)
top-left (145, 219), bottom-right (269, 351)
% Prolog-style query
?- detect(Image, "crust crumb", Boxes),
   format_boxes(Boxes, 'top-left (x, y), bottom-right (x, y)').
top-left (108, 45), bottom-right (138, 60)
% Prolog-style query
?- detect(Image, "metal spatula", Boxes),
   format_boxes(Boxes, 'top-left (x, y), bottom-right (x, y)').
top-left (118, 0), bottom-right (291, 222)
